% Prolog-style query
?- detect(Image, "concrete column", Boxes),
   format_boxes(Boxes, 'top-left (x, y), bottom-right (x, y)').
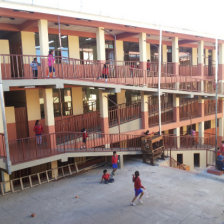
top-left (99, 90), bottom-right (109, 134)
top-left (192, 48), bottom-right (197, 66)
top-left (96, 27), bottom-right (105, 61)
top-left (141, 92), bottom-right (148, 130)
top-left (68, 36), bottom-right (80, 59)
top-left (117, 90), bottom-right (126, 105)
top-left (199, 122), bottom-right (204, 144)
top-left (1, 171), bottom-right (10, 193)
top-left (162, 45), bottom-right (167, 63)
top-left (198, 40), bottom-right (204, 91)
top-left (115, 40), bottom-right (124, 64)
top-left (183, 125), bottom-right (187, 135)
top-left (38, 19), bottom-right (49, 56)
top-left (21, 31), bottom-right (36, 60)
top-left (212, 49), bottom-right (216, 66)
top-left (119, 154), bottom-right (124, 169)
top-left (199, 97), bottom-right (204, 118)
top-left (219, 118), bottom-right (224, 137)
top-left (72, 87), bottom-right (83, 115)
top-left (43, 88), bottom-right (55, 133)
top-left (174, 127), bottom-right (180, 149)
top-left (173, 95), bottom-right (179, 123)
top-left (218, 44), bottom-right (224, 94)
top-left (51, 160), bottom-right (58, 179)
top-left (0, 97), bottom-right (4, 134)
top-left (139, 32), bottom-right (147, 70)
top-left (205, 49), bottom-right (209, 66)
top-left (146, 43), bottom-right (151, 61)
top-left (172, 37), bottom-right (179, 75)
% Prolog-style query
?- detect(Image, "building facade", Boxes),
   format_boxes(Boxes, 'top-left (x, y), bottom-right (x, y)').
top-left (0, 2), bottom-right (223, 193)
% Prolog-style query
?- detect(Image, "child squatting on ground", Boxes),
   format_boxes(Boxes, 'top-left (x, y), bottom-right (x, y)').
top-left (130, 171), bottom-right (145, 206)
top-left (100, 169), bottom-right (114, 184)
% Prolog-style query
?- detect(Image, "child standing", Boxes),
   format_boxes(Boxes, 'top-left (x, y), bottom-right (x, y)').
top-left (111, 151), bottom-right (118, 176)
top-left (30, 58), bottom-right (40, 79)
top-left (81, 128), bottom-right (88, 149)
top-left (130, 171), bottom-right (145, 206)
top-left (33, 120), bottom-right (43, 144)
top-left (48, 50), bottom-right (56, 78)
top-left (100, 169), bottom-right (114, 184)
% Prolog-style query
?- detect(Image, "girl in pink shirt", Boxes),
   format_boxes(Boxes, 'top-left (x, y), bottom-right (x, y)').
top-left (48, 50), bottom-right (56, 78)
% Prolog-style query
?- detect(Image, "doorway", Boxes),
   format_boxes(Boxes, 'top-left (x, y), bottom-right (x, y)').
top-left (194, 153), bottom-right (200, 167)
top-left (177, 154), bottom-right (183, 164)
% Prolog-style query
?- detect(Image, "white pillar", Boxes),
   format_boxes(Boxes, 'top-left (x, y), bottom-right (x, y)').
top-left (219, 118), bottom-right (224, 137)
top-left (212, 49), bottom-right (216, 66)
top-left (198, 40), bottom-right (204, 91)
top-left (192, 48), bottom-right (197, 65)
top-left (199, 122), bottom-right (204, 144)
top-left (139, 33), bottom-right (147, 62)
top-left (115, 40), bottom-right (124, 63)
top-left (96, 27), bottom-right (105, 61)
top-left (198, 40), bottom-right (204, 65)
top-left (172, 37), bottom-right (179, 76)
top-left (51, 160), bottom-right (58, 179)
top-left (68, 36), bottom-right (80, 59)
top-left (141, 92), bottom-right (148, 129)
top-left (99, 90), bottom-right (109, 134)
top-left (172, 37), bottom-right (179, 63)
top-left (43, 88), bottom-right (55, 133)
top-left (146, 43), bottom-right (151, 61)
top-left (162, 45), bottom-right (167, 63)
top-left (174, 127), bottom-right (180, 149)
top-left (119, 154), bottom-right (124, 169)
top-left (38, 19), bottom-right (49, 56)
top-left (205, 49), bottom-right (209, 66)
top-left (72, 87), bottom-right (83, 115)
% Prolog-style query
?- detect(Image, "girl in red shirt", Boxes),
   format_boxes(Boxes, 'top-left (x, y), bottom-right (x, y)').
top-left (130, 170), bottom-right (145, 206)
top-left (102, 64), bottom-right (109, 82)
top-left (33, 120), bottom-right (43, 144)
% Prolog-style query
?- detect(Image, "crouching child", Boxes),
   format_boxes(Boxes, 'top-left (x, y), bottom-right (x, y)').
top-left (101, 169), bottom-right (114, 184)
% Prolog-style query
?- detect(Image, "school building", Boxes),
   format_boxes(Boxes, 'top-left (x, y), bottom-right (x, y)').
top-left (0, 1), bottom-right (223, 193)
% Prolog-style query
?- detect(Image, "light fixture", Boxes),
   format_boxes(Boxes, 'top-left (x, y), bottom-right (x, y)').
top-left (48, 40), bottom-right (54, 44)
top-left (61, 36), bottom-right (67, 39)
top-left (86, 38), bottom-right (92, 41)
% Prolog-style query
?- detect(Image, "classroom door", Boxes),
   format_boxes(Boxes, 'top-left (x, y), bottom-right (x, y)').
top-left (15, 107), bottom-right (29, 139)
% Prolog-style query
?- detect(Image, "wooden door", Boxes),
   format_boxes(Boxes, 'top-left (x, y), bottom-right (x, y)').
top-left (15, 107), bottom-right (29, 139)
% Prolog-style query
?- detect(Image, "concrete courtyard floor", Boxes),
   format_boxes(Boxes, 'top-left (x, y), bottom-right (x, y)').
top-left (0, 159), bottom-right (224, 224)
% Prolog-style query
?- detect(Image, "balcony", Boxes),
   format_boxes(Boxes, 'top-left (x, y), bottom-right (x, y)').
top-left (0, 54), bottom-right (219, 94)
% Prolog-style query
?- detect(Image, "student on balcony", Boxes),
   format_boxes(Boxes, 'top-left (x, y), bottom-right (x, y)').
top-left (102, 64), bottom-right (109, 82)
top-left (48, 50), bottom-right (56, 78)
top-left (30, 58), bottom-right (40, 79)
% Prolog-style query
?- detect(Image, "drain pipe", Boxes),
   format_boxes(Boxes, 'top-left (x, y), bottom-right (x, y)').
top-left (0, 58), bottom-right (11, 174)
top-left (158, 28), bottom-right (162, 135)
top-left (215, 38), bottom-right (218, 162)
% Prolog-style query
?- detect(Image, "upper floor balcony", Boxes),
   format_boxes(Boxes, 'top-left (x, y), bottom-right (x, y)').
top-left (0, 54), bottom-right (221, 96)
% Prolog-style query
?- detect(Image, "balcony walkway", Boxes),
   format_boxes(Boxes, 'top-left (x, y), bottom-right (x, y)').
top-left (1, 54), bottom-right (221, 96)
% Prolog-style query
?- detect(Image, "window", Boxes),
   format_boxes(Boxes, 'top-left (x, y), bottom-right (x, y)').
top-left (79, 37), bottom-right (97, 60)
top-left (177, 154), bottom-right (183, 164)
top-left (124, 42), bottom-right (139, 62)
top-left (39, 88), bottom-right (72, 118)
top-left (35, 33), bottom-right (69, 62)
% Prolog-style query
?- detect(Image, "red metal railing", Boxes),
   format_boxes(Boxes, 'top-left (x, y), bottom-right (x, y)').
top-left (0, 131), bottom-right (216, 165)
top-left (179, 100), bottom-right (201, 121)
top-left (8, 132), bottom-right (142, 164)
top-left (0, 54), bottom-right (217, 94)
top-left (55, 111), bottom-right (101, 133)
top-left (148, 102), bottom-right (174, 127)
top-left (204, 99), bottom-right (222, 116)
top-left (109, 102), bottom-right (141, 127)
top-left (163, 135), bottom-right (213, 150)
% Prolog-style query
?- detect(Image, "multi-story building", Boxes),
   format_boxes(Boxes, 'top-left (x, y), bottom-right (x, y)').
top-left (0, 1), bottom-right (222, 193)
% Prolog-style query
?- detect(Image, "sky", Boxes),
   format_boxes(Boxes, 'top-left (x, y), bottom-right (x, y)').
top-left (3, 0), bottom-right (224, 39)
